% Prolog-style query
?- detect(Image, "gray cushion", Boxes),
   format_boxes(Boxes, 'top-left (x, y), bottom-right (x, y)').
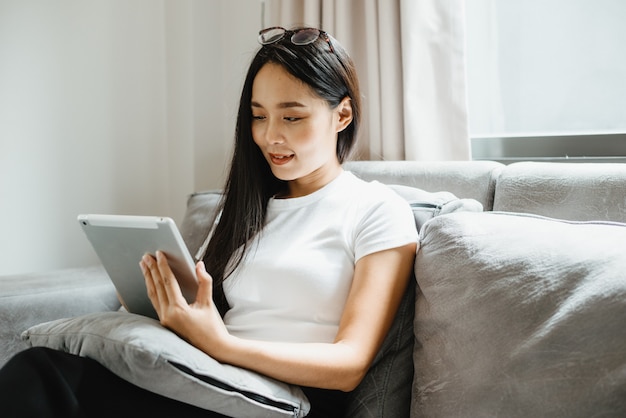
top-left (179, 190), bottom-right (222, 256)
top-left (493, 161), bottom-right (626, 222)
top-left (23, 312), bottom-right (310, 418)
top-left (345, 160), bottom-right (503, 210)
top-left (413, 211), bottom-right (626, 417)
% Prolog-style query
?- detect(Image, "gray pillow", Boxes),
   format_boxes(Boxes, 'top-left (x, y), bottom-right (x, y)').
top-left (22, 312), bottom-right (310, 418)
top-left (413, 211), bottom-right (626, 417)
top-left (179, 190), bottom-right (222, 256)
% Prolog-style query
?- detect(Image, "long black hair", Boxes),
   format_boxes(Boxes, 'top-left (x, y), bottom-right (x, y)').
top-left (203, 29), bottom-right (362, 316)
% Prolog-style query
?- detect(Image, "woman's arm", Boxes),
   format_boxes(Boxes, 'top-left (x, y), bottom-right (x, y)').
top-left (140, 241), bottom-right (417, 392)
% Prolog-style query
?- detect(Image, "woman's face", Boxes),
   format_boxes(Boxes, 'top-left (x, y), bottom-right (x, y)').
top-left (251, 62), bottom-right (352, 197)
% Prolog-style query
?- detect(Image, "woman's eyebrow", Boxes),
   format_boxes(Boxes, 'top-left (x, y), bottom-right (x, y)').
top-left (251, 100), bottom-right (307, 109)
top-left (277, 101), bottom-right (307, 109)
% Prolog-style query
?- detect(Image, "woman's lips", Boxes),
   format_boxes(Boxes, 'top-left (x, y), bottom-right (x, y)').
top-left (269, 153), bottom-right (294, 165)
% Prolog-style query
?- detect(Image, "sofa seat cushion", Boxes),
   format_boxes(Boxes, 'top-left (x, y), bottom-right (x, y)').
top-left (0, 266), bottom-right (119, 368)
top-left (413, 212), bottom-right (626, 417)
top-left (22, 312), bottom-right (310, 418)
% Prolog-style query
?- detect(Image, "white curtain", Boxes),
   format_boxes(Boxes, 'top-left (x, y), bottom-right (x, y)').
top-left (263, 0), bottom-right (470, 161)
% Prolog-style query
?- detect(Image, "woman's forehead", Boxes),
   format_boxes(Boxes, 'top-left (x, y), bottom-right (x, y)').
top-left (251, 63), bottom-right (320, 106)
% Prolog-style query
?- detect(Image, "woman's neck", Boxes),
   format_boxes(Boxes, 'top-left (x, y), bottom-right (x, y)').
top-left (281, 164), bottom-right (343, 199)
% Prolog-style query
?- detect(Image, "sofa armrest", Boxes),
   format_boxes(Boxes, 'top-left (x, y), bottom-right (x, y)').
top-left (0, 265), bottom-right (120, 367)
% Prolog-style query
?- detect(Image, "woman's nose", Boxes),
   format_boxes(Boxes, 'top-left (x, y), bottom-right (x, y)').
top-left (265, 119), bottom-right (284, 144)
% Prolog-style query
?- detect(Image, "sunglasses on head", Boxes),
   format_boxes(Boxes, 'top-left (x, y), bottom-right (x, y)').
top-left (258, 26), bottom-right (334, 53)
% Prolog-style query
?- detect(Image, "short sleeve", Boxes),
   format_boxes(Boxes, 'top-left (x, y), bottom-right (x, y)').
top-left (354, 184), bottom-right (419, 262)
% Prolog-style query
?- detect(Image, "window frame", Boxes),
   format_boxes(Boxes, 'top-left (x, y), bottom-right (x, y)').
top-left (471, 133), bottom-right (626, 164)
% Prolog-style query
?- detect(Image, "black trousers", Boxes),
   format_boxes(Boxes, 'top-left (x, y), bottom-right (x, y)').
top-left (0, 347), bottom-right (346, 418)
top-left (0, 347), bottom-right (227, 418)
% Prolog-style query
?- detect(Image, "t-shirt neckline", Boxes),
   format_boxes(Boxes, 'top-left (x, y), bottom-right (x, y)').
top-left (268, 170), bottom-right (352, 210)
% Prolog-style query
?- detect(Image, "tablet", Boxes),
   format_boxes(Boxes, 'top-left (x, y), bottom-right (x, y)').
top-left (78, 214), bottom-right (198, 319)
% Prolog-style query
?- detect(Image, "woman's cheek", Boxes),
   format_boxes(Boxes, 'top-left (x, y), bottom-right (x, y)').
top-left (251, 123), bottom-right (264, 147)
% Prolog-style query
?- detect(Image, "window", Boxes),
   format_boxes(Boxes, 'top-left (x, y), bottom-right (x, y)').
top-left (465, 0), bottom-right (626, 162)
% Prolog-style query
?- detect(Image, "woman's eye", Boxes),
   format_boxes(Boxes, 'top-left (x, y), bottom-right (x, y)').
top-left (284, 117), bottom-right (301, 122)
top-left (252, 115), bottom-right (266, 121)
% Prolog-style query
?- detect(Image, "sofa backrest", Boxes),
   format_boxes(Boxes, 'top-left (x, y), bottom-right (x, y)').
top-left (344, 160), bottom-right (503, 211)
top-left (181, 161), bottom-right (503, 254)
top-left (493, 162), bottom-right (626, 223)
top-left (181, 161), bottom-right (626, 250)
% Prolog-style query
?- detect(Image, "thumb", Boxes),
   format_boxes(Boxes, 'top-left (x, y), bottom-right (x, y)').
top-left (194, 261), bottom-right (213, 306)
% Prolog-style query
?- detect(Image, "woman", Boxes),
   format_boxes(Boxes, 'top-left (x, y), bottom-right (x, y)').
top-left (0, 27), bottom-right (417, 417)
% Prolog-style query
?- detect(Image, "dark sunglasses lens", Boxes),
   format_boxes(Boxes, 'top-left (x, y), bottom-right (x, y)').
top-left (259, 28), bottom-right (286, 44)
top-left (291, 29), bottom-right (320, 45)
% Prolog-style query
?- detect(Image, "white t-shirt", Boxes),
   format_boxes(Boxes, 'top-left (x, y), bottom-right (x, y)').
top-left (222, 170), bottom-right (418, 344)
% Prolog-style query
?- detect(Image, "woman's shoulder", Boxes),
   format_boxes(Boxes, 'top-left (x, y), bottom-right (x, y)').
top-left (336, 172), bottom-right (414, 225)
top-left (342, 171), bottom-right (406, 204)
top-left (341, 172), bottom-right (418, 257)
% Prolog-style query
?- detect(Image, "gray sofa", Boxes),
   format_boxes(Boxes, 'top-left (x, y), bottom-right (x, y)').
top-left (2, 160), bottom-right (626, 417)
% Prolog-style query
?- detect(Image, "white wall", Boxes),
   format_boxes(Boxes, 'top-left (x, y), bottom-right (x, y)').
top-left (0, 0), bottom-right (261, 276)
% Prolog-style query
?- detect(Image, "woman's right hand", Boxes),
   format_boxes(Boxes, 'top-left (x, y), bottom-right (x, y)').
top-left (140, 252), bottom-right (232, 354)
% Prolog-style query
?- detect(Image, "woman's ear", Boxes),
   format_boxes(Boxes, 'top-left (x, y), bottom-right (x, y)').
top-left (335, 97), bottom-right (353, 133)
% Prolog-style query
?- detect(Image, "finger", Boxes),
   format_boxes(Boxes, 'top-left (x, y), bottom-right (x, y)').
top-left (193, 261), bottom-right (214, 307)
top-left (140, 259), bottom-right (156, 304)
top-left (142, 253), bottom-right (168, 307)
top-left (156, 251), bottom-right (187, 306)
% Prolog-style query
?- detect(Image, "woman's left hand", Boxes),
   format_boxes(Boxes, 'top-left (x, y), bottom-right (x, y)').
top-left (140, 251), bottom-right (231, 354)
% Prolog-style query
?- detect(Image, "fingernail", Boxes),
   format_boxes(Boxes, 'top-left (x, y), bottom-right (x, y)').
top-left (142, 254), bottom-right (152, 266)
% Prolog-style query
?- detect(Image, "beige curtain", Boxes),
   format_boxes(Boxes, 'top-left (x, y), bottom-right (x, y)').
top-left (263, 0), bottom-right (470, 161)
